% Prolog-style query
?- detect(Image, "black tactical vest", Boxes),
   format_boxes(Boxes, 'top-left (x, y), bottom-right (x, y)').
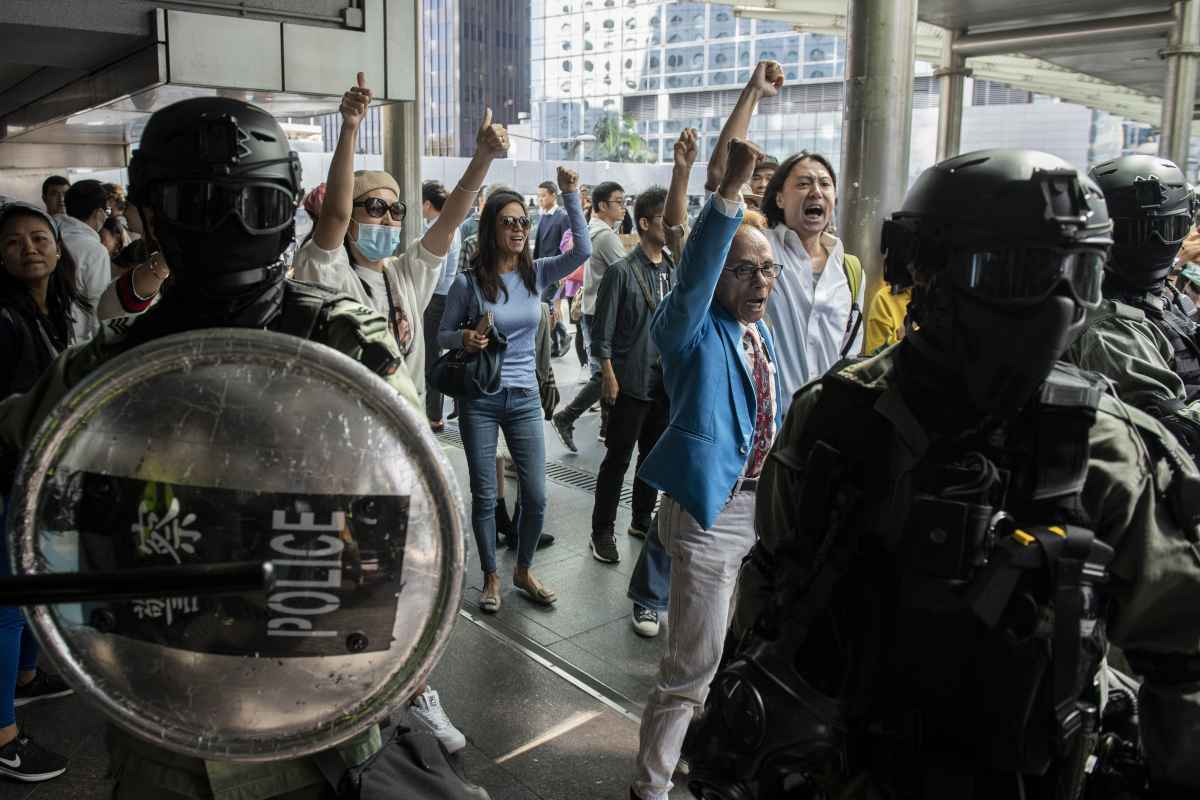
top-left (687, 359), bottom-right (1114, 800)
top-left (1120, 286), bottom-right (1200, 402)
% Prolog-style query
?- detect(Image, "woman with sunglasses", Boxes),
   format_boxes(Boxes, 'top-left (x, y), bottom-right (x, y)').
top-left (439, 168), bottom-right (591, 613)
top-left (292, 72), bottom-right (508, 398)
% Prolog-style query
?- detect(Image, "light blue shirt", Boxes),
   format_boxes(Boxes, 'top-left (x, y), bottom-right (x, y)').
top-left (425, 218), bottom-right (461, 296)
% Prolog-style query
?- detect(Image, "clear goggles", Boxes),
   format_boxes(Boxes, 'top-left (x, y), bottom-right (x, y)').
top-left (154, 181), bottom-right (297, 234)
top-left (947, 247), bottom-right (1106, 310)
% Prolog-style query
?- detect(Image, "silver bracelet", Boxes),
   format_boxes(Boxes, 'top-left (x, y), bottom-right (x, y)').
top-left (455, 182), bottom-right (483, 194)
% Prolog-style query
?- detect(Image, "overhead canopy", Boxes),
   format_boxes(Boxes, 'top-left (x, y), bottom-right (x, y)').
top-left (715, 0), bottom-right (1176, 124)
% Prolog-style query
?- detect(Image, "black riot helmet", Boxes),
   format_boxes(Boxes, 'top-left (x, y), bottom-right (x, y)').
top-left (880, 149), bottom-right (1113, 417)
top-left (128, 97), bottom-right (302, 291)
top-left (1088, 154), bottom-right (1195, 291)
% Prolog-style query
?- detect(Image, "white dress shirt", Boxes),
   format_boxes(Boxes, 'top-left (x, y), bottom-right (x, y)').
top-left (764, 224), bottom-right (863, 411)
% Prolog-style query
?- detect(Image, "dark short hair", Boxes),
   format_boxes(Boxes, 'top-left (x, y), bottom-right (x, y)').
top-left (41, 175), bottom-right (69, 197)
top-left (754, 155), bottom-right (780, 174)
top-left (591, 181), bottom-right (624, 208)
top-left (633, 186), bottom-right (667, 233)
top-left (422, 180), bottom-right (448, 212)
top-left (65, 179), bottom-right (109, 221)
top-left (761, 151), bottom-right (837, 229)
top-left (538, 181), bottom-right (558, 196)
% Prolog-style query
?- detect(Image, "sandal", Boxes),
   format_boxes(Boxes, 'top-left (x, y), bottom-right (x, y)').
top-left (480, 576), bottom-right (501, 613)
top-left (513, 572), bottom-right (557, 606)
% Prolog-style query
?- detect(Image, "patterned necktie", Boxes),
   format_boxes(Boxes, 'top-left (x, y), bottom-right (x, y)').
top-left (743, 326), bottom-right (775, 478)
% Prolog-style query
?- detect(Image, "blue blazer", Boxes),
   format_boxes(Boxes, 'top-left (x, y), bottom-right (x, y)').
top-left (638, 197), bottom-right (784, 530)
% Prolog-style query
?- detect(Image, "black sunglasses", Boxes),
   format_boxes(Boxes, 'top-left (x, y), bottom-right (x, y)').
top-left (354, 197), bottom-right (407, 221)
top-left (500, 215), bottom-right (532, 230)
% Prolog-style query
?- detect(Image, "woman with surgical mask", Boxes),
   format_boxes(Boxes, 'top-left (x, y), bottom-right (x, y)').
top-left (292, 72), bottom-right (508, 397)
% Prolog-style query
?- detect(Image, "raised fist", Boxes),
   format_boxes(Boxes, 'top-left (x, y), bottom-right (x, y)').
top-left (476, 108), bottom-right (509, 158)
top-left (720, 139), bottom-right (766, 200)
top-left (340, 72), bottom-right (372, 129)
top-left (557, 166), bottom-right (580, 194)
top-left (673, 128), bottom-right (699, 171)
top-left (750, 60), bottom-right (784, 97)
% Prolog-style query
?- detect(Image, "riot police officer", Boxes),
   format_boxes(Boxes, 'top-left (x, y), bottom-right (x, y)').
top-left (685, 150), bottom-right (1200, 799)
top-left (1090, 154), bottom-right (1200, 401)
top-left (0, 98), bottom-right (425, 799)
top-left (1059, 163), bottom-right (1200, 463)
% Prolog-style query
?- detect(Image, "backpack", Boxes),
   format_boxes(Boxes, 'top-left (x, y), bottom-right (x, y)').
top-left (839, 254), bottom-right (865, 359)
top-left (314, 708), bottom-right (489, 800)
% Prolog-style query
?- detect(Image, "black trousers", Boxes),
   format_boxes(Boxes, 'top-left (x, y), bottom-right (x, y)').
top-left (591, 390), bottom-right (668, 535)
top-left (423, 293), bottom-right (447, 422)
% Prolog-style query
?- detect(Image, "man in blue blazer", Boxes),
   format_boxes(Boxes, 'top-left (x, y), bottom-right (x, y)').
top-left (630, 139), bottom-right (785, 800)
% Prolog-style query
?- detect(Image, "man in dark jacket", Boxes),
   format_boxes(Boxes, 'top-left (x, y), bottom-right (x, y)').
top-left (588, 187), bottom-right (673, 568)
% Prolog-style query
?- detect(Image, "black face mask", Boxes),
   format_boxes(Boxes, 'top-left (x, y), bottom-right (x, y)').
top-left (1108, 240), bottom-right (1182, 292)
top-left (910, 277), bottom-right (1082, 419)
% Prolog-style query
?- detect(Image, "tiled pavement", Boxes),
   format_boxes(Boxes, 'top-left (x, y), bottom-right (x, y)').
top-left (0, 351), bottom-right (695, 800)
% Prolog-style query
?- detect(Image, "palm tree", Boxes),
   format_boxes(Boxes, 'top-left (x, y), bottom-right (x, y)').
top-left (592, 113), bottom-right (653, 163)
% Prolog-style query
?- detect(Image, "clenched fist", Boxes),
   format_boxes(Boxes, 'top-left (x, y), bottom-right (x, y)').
top-left (557, 166), bottom-right (580, 194)
top-left (674, 128), bottom-right (699, 171)
top-left (476, 108), bottom-right (509, 159)
top-left (719, 139), bottom-right (766, 202)
top-left (749, 60), bottom-right (784, 97)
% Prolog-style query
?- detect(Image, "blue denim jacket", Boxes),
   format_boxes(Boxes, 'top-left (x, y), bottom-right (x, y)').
top-left (638, 196), bottom-right (784, 530)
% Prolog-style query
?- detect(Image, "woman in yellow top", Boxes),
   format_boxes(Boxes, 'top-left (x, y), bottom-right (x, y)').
top-left (865, 282), bottom-right (912, 353)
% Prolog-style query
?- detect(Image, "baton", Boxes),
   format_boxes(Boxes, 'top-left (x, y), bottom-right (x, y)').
top-left (0, 560), bottom-right (276, 606)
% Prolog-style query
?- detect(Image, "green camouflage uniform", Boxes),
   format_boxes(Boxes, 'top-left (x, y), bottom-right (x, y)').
top-left (0, 281), bottom-right (416, 800)
top-left (740, 346), bottom-right (1200, 794)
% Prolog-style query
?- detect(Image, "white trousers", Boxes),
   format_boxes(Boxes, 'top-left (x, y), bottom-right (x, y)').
top-left (632, 491), bottom-right (757, 800)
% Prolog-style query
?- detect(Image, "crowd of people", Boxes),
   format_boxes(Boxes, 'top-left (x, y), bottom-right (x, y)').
top-left (0, 57), bottom-right (1199, 800)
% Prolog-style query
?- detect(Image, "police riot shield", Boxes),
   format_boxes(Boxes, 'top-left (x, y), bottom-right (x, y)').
top-left (6, 329), bottom-right (466, 762)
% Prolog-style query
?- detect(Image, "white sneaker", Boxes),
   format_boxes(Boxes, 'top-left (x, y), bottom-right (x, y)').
top-left (410, 687), bottom-right (467, 753)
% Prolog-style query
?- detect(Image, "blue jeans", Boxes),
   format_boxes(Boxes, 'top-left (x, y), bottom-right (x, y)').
top-left (459, 388), bottom-right (547, 573)
top-left (627, 514), bottom-right (671, 612)
top-left (0, 498), bottom-right (37, 728)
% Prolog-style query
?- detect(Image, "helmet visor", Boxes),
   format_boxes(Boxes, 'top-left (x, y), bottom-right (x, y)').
top-left (949, 248), bottom-right (1105, 310)
top-left (1113, 213), bottom-right (1192, 246)
top-left (156, 181), bottom-right (297, 234)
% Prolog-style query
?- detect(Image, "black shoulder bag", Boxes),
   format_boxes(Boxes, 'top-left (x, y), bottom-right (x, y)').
top-left (430, 273), bottom-right (508, 400)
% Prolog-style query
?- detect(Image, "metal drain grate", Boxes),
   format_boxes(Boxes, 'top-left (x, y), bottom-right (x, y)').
top-left (436, 424), bottom-right (639, 509)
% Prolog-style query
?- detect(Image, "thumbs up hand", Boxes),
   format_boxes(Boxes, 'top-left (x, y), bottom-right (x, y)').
top-left (476, 107), bottom-right (509, 159)
top-left (340, 72), bottom-right (372, 130)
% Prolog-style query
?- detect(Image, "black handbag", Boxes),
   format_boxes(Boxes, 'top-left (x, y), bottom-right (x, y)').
top-left (314, 710), bottom-right (490, 800)
top-left (430, 274), bottom-right (507, 400)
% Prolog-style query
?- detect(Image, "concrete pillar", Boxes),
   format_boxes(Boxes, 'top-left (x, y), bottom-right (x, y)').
top-left (935, 29), bottom-right (969, 162)
top-left (383, 0), bottom-right (423, 250)
top-left (1160, 0), bottom-right (1200, 172)
top-left (840, 0), bottom-right (918, 308)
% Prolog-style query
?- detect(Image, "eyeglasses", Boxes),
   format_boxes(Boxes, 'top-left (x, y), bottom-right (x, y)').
top-left (500, 215), bottom-right (532, 230)
top-left (724, 261), bottom-right (783, 281)
top-left (948, 247), bottom-right (1105, 310)
top-left (154, 181), bottom-right (298, 234)
top-left (354, 197), bottom-right (407, 222)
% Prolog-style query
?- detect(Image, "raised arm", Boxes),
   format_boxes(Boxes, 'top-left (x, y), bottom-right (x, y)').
top-left (535, 167), bottom-right (591, 288)
top-left (423, 109), bottom-right (508, 257)
top-left (665, 128), bottom-right (698, 230)
top-left (705, 61), bottom-right (782, 193)
top-left (313, 72), bottom-right (371, 251)
top-left (654, 140), bottom-right (762, 356)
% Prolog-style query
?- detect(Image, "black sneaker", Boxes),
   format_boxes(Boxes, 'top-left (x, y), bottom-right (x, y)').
top-left (631, 604), bottom-right (660, 638)
top-left (14, 671), bottom-right (72, 707)
top-left (0, 734), bottom-right (67, 782)
top-left (552, 414), bottom-right (578, 454)
top-left (628, 518), bottom-right (651, 539)
top-left (590, 530), bottom-right (620, 564)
